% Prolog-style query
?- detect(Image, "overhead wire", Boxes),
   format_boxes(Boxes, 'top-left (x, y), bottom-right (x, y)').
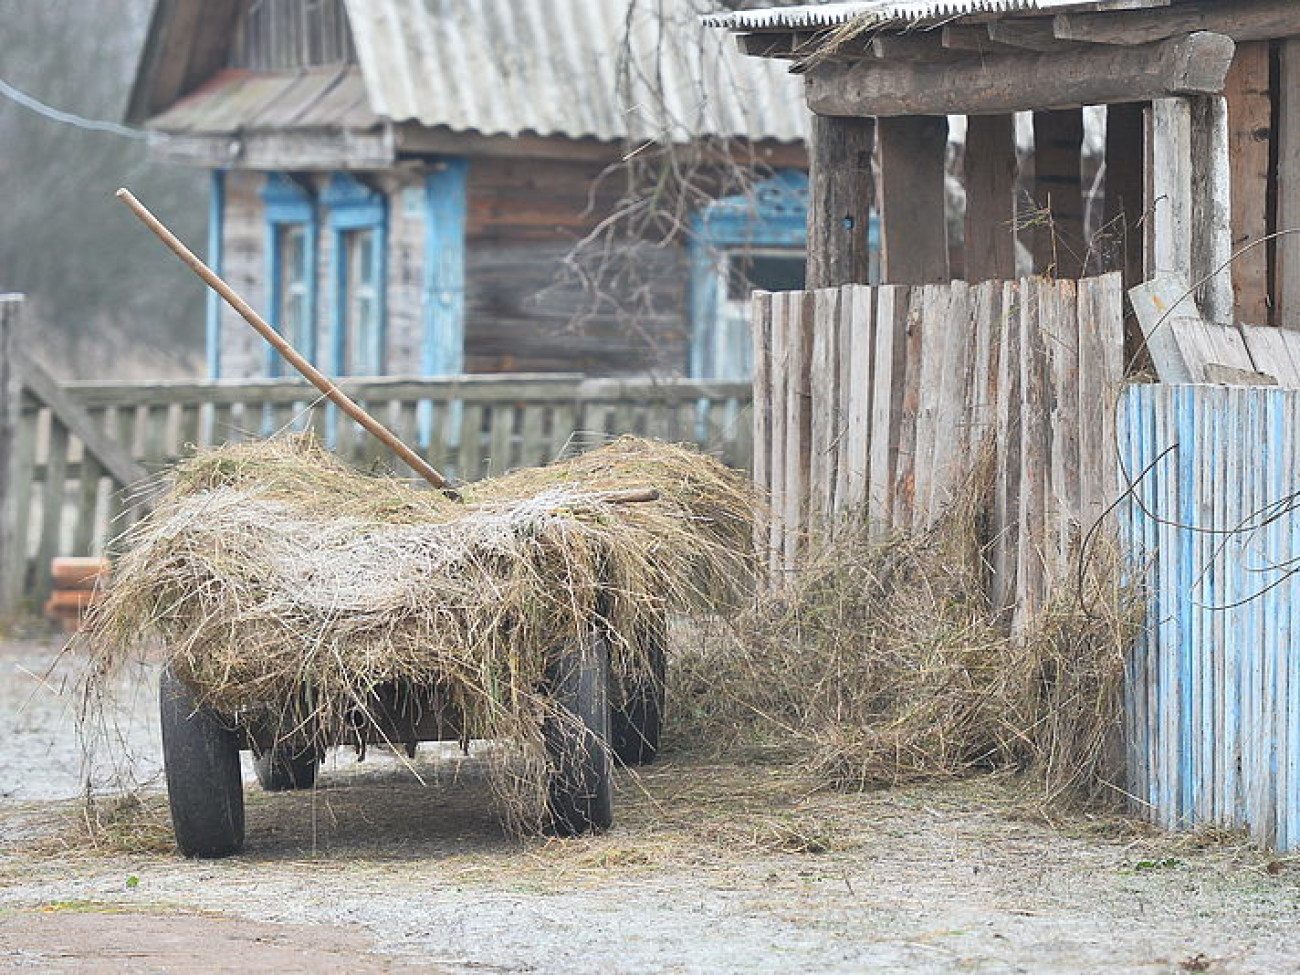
top-left (0, 76), bottom-right (163, 141)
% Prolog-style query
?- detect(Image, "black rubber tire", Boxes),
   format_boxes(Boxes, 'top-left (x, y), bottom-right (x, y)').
top-left (159, 665), bottom-right (245, 858)
top-left (253, 746), bottom-right (320, 791)
top-left (611, 614), bottom-right (667, 766)
top-left (543, 629), bottom-right (614, 836)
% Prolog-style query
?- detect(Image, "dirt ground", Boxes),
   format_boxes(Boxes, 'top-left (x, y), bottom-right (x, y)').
top-left (2, 636), bottom-right (1299, 974)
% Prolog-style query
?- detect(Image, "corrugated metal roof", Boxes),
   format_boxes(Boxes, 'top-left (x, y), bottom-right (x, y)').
top-left (148, 67), bottom-right (376, 134)
top-left (702, 0), bottom-right (1164, 31)
top-left (343, 0), bottom-right (807, 144)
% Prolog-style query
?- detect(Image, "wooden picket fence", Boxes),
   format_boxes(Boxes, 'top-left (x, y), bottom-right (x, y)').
top-left (751, 272), bottom-right (1126, 632)
top-left (0, 299), bottom-right (751, 613)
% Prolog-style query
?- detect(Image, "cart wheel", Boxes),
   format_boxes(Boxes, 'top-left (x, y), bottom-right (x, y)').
top-left (611, 614), bottom-right (667, 766)
top-left (544, 628), bottom-right (613, 836)
top-left (159, 665), bottom-right (245, 858)
top-left (254, 746), bottom-right (320, 791)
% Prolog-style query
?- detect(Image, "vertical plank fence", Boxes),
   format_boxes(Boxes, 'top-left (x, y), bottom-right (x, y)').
top-left (1120, 384), bottom-right (1300, 851)
top-left (751, 272), bottom-right (1127, 633)
top-left (1, 364), bottom-right (752, 613)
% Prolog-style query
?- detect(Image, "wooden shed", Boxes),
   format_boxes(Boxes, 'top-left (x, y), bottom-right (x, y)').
top-left (705, 0), bottom-right (1300, 850)
top-left (125, 0), bottom-right (810, 383)
top-left (706, 0), bottom-right (1300, 339)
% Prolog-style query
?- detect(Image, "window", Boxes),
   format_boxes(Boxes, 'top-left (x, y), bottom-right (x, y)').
top-left (342, 227), bottom-right (380, 375)
top-left (277, 224), bottom-right (311, 353)
top-left (688, 171), bottom-right (811, 380)
top-left (322, 173), bottom-right (386, 377)
top-left (261, 173), bottom-right (318, 376)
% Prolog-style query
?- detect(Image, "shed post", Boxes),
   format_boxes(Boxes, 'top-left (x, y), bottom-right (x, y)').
top-left (1223, 41), bottom-right (1273, 327)
top-left (963, 114), bottom-right (1019, 283)
top-left (1146, 99), bottom-right (1194, 282)
top-left (877, 115), bottom-right (950, 284)
top-left (1102, 103), bottom-right (1146, 291)
top-left (1189, 95), bottom-right (1233, 326)
top-left (806, 115), bottom-right (876, 289)
top-left (1146, 96), bottom-right (1234, 326)
top-left (0, 296), bottom-right (23, 616)
top-left (1278, 40), bottom-right (1300, 330)
top-left (1031, 109), bottom-right (1086, 278)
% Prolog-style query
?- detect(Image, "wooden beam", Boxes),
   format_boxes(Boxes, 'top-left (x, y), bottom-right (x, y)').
top-left (963, 114), bottom-right (1018, 283)
top-left (15, 351), bottom-right (150, 495)
top-left (0, 296), bottom-right (21, 616)
top-left (1031, 110), bottom-right (1086, 278)
top-left (1101, 102), bottom-right (1147, 348)
top-left (1223, 42), bottom-right (1273, 327)
top-left (870, 33), bottom-right (960, 62)
top-left (940, 26), bottom-right (1019, 56)
top-left (806, 31), bottom-right (1235, 117)
top-left (1279, 41), bottom-right (1300, 330)
top-left (986, 20), bottom-right (1079, 53)
top-left (806, 115), bottom-right (876, 289)
top-left (1189, 96), bottom-right (1234, 326)
top-left (1146, 98), bottom-right (1193, 283)
top-left (1054, 0), bottom-right (1300, 47)
top-left (877, 116), bottom-right (949, 285)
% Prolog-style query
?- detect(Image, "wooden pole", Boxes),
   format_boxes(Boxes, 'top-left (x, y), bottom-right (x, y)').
top-left (116, 188), bottom-right (458, 495)
top-left (0, 295), bottom-right (23, 615)
top-left (806, 115), bottom-right (875, 289)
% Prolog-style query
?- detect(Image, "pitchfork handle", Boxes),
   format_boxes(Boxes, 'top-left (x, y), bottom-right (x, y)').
top-left (116, 188), bottom-right (459, 498)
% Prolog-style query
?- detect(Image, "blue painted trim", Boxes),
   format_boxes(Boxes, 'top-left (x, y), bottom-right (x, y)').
top-left (323, 173), bottom-right (387, 376)
top-left (260, 173), bottom-right (318, 376)
top-left (422, 160), bottom-right (468, 377)
top-left (205, 170), bottom-right (225, 379)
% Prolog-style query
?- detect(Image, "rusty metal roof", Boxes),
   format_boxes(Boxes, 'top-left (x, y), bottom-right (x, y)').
top-left (342, 0), bottom-right (807, 143)
top-left (702, 0), bottom-right (1167, 31)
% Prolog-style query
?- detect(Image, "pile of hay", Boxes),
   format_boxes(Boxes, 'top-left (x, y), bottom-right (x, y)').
top-left (671, 459), bottom-right (1142, 808)
top-left (87, 434), bottom-right (755, 827)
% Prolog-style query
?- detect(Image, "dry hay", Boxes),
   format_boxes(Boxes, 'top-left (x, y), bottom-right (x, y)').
top-left (85, 434), bottom-right (755, 831)
top-left (670, 456), bottom-right (1143, 809)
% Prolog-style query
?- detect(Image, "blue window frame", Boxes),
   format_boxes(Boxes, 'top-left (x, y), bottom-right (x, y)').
top-left (261, 173), bottom-right (318, 376)
top-left (323, 173), bottom-right (387, 376)
top-left (688, 170), bottom-right (877, 379)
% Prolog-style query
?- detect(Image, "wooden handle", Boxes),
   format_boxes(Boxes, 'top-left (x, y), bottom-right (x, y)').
top-left (116, 187), bottom-right (457, 496)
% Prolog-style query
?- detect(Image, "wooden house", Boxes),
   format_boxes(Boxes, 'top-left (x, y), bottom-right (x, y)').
top-left (125, 0), bottom-right (809, 383)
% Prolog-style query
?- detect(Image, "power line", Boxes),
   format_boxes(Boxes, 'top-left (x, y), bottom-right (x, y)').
top-left (0, 76), bottom-right (162, 141)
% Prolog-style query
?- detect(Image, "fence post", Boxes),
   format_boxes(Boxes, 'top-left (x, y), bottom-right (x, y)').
top-left (0, 295), bottom-right (23, 616)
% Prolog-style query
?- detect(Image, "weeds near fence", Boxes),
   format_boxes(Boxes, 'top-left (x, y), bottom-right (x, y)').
top-left (670, 456), bottom-right (1143, 809)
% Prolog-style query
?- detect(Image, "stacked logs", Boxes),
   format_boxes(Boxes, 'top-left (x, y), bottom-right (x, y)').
top-left (45, 557), bottom-right (110, 632)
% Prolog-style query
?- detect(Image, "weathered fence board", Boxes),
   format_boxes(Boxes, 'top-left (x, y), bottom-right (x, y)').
top-left (751, 273), bottom-right (1127, 632)
top-left (2, 370), bottom-right (752, 611)
top-left (1120, 383), bottom-right (1300, 851)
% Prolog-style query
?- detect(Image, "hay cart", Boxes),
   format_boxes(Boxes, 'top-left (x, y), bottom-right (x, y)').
top-left (111, 191), bottom-right (731, 859)
top-left (158, 612), bottom-right (666, 858)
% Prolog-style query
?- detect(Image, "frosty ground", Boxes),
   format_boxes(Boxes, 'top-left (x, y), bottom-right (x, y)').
top-left (1, 637), bottom-right (1297, 974)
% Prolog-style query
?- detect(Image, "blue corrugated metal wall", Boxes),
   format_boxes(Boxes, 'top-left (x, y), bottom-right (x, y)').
top-left (1120, 384), bottom-right (1300, 850)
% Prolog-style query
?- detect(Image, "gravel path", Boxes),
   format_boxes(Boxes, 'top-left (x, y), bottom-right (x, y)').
top-left (2, 637), bottom-right (1299, 974)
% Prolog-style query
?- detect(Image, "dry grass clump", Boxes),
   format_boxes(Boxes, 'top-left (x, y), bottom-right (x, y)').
top-left (671, 460), bottom-right (1142, 808)
top-left (85, 434), bottom-right (754, 830)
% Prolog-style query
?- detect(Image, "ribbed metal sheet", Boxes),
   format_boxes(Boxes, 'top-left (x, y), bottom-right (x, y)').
top-left (344, 0), bottom-right (806, 143)
top-left (1120, 384), bottom-right (1300, 852)
top-left (703, 0), bottom-right (1159, 31)
top-left (149, 67), bottom-right (375, 133)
